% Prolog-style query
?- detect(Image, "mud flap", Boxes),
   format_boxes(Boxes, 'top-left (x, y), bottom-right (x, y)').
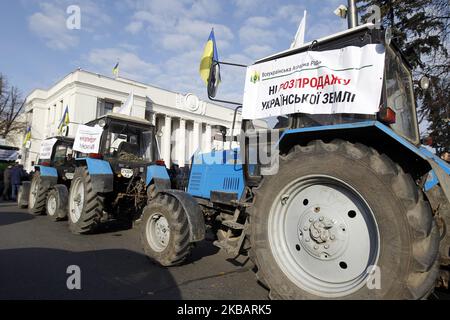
top-left (158, 189), bottom-right (205, 242)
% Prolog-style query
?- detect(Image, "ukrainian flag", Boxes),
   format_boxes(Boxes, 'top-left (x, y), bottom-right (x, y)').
top-left (199, 29), bottom-right (219, 85)
top-left (23, 126), bottom-right (31, 146)
top-left (58, 106), bottom-right (70, 134)
top-left (113, 62), bottom-right (119, 77)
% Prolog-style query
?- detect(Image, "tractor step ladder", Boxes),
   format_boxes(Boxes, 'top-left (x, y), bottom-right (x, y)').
top-left (213, 207), bottom-right (248, 256)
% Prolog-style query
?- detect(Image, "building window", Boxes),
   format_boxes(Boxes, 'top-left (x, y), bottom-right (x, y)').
top-left (97, 99), bottom-right (115, 117)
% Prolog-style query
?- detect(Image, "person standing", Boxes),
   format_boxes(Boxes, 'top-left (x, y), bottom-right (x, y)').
top-left (10, 164), bottom-right (24, 201)
top-left (2, 165), bottom-right (12, 201)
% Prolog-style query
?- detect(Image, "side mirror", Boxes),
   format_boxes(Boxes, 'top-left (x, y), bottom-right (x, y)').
top-left (419, 76), bottom-right (430, 90)
top-left (207, 61), bottom-right (221, 98)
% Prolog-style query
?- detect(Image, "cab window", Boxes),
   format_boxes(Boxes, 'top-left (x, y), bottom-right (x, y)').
top-left (385, 46), bottom-right (419, 143)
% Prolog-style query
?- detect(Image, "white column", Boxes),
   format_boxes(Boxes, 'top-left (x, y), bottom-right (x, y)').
top-left (204, 124), bottom-right (212, 152)
top-left (177, 118), bottom-right (186, 167)
top-left (162, 115), bottom-right (171, 166)
top-left (192, 121), bottom-right (200, 154)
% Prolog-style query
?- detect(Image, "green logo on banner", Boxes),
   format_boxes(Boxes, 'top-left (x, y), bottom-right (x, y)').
top-left (250, 71), bottom-right (260, 84)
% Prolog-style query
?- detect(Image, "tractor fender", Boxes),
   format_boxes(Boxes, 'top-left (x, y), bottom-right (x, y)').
top-left (75, 158), bottom-right (114, 193)
top-left (158, 189), bottom-right (206, 242)
top-left (35, 165), bottom-right (58, 188)
top-left (278, 121), bottom-right (449, 194)
top-left (146, 165), bottom-right (171, 189)
top-left (419, 148), bottom-right (450, 200)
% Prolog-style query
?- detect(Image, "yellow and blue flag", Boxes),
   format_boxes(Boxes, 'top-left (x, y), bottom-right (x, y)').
top-left (113, 61), bottom-right (119, 77)
top-left (199, 29), bottom-right (220, 85)
top-left (58, 106), bottom-right (70, 134)
top-left (23, 126), bottom-right (31, 146)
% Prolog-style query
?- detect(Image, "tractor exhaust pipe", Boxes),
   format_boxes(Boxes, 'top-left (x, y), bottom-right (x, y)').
top-left (347, 0), bottom-right (358, 29)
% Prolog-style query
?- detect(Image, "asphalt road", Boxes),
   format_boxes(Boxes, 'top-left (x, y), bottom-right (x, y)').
top-left (0, 201), bottom-right (268, 300)
top-left (1, 200), bottom-right (449, 300)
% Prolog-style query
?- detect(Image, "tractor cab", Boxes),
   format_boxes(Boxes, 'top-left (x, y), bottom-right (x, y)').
top-left (84, 113), bottom-right (161, 176)
top-left (23, 136), bottom-right (75, 218)
top-left (37, 136), bottom-right (76, 180)
top-left (230, 24), bottom-right (427, 183)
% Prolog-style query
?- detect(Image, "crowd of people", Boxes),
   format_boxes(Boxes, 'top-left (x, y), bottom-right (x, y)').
top-left (0, 162), bottom-right (29, 201)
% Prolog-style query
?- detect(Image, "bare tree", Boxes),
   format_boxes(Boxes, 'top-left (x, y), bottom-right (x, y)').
top-left (0, 73), bottom-right (26, 139)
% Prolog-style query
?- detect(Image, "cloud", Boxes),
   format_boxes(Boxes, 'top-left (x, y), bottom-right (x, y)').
top-left (239, 17), bottom-right (278, 46)
top-left (125, 21), bottom-right (144, 34)
top-left (244, 45), bottom-right (274, 60)
top-left (86, 48), bottom-right (159, 81)
top-left (232, 0), bottom-right (270, 18)
top-left (28, 2), bottom-right (79, 50)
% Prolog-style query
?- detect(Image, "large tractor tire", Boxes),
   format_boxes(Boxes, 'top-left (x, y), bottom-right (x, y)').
top-left (18, 182), bottom-right (31, 209)
top-left (28, 172), bottom-right (49, 216)
top-left (141, 193), bottom-right (192, 266)
top-left (68, 167), bottom-right (104, 234)
top-left (250, 140), bottom-right (440, 300)
top-left (46, 185), bottom-right (69, 222)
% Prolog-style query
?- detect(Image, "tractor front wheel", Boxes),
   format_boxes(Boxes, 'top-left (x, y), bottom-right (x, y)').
top-left (46, 185), bottom-right (69, 222)
top-left (250, 140), bottom-right (440, 300)
top-left (141, 194), bottom-right (192, 266)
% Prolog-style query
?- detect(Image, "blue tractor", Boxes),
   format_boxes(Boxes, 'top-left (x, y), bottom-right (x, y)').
top-left (66, 113), bottom-right (174, 235)
top-left (24, 136), bottom-right (76, 221)
top-left (139, 20), bottom-right (450, 299)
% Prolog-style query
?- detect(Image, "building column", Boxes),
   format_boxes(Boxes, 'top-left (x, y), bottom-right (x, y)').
top-left (192, 121), bottom-right (200, 154)
top-left (177, 118), bottom-right (186, 167)
top-left (162, 115), bottom-right (171, 166)
top-left (204, 124), bottom-right (212, 153)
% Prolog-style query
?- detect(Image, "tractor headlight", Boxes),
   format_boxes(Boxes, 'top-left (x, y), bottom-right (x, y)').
top-left (121, 168), bottom-right (134, 179)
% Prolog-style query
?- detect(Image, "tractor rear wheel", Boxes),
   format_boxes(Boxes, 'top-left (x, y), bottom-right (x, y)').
top-left (18, 182), bottom-right (31, 209)
top-left (250, 140), bottom-right (440, 299)
top-left (46, 185), bottom-right (69, 222)
top-left (68, 167), bottom-right (104, 234)
top-left (28, 172), bottom-right (49, 216)
top-left (141, 194), bottom-right (192, 266)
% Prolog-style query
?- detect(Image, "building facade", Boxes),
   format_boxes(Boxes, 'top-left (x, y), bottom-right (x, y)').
top-left (22, 69), bottom-right (263, 171)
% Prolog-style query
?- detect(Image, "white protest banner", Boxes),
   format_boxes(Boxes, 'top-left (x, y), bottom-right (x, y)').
top-left (0, 149), bottom-right (18, 161)
top-left (242, 44), bottom-right (385, 120)
top-left (39, 138), bottom-right (58, 160)
top-left (73, 125), bottom-right (103, 154)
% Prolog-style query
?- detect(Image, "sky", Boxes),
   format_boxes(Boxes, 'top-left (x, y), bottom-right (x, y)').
top-left (0, 0), bottom-right (348, 103)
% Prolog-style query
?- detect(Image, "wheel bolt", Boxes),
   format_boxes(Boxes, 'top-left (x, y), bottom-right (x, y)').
top-left (314, 245), bottom-right (319, 250)
top-left (330, 235), bottom-right (335, 240)
top-left (305, 238), bottom-right (310, 242)
top-left (319, 217), bottom-right (324, 221)
top-left (303, 227), bottom-right (308, 231)
top-left (324, 245), bottom-right (329, 249)
top-left (309, 218), bottom-right (313, 222)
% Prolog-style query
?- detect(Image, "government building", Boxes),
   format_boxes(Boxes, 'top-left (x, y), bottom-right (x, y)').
top-left (21, 69), bottom-right (265, 171)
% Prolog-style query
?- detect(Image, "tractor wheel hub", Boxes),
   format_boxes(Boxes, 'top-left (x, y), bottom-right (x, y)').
top-left (298, 208), bottom-right (348, 260)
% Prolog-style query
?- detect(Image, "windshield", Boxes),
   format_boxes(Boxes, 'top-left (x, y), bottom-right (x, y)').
top-left (103, 122), bottom-right (157, 162)
top-left (53, 143), bottom-right (73, 167)
top-left (385, 46), bottom-right (419, 143)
